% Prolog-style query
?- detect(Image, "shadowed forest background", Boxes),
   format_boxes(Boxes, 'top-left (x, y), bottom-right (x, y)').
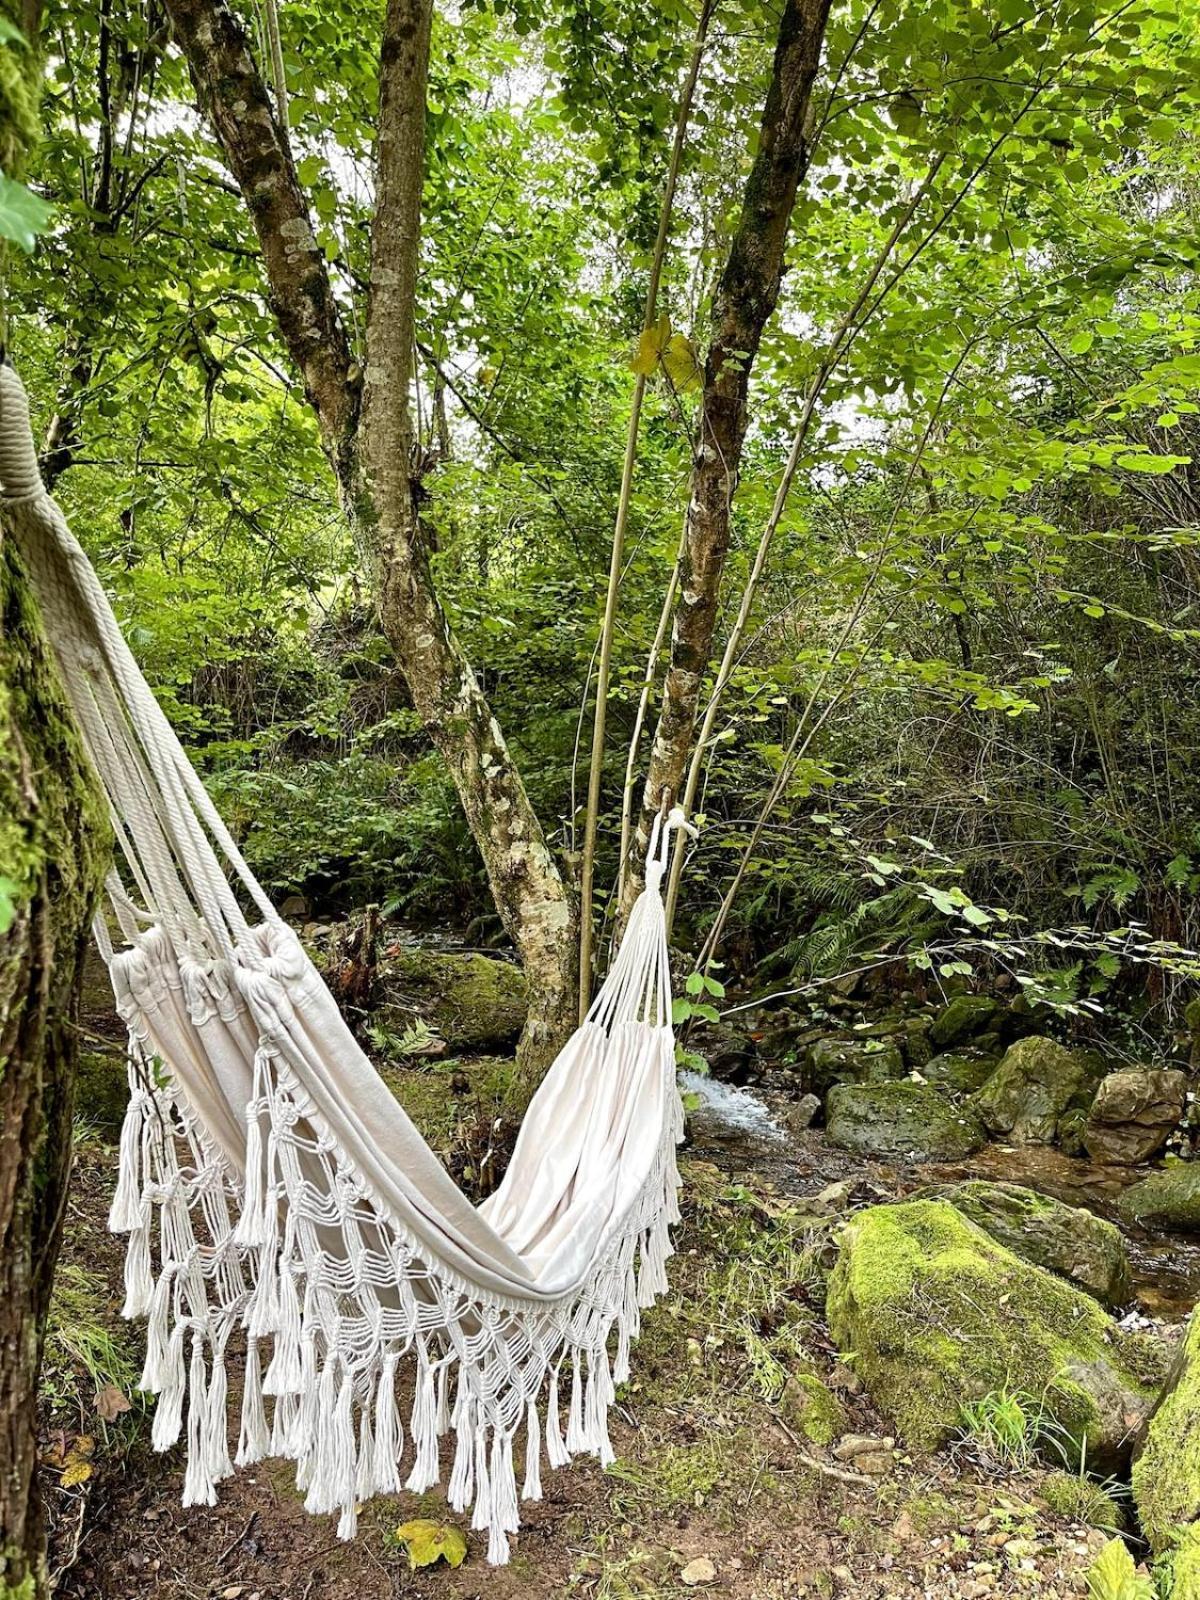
top-left (6, 0), bottom-right (1200, 1593)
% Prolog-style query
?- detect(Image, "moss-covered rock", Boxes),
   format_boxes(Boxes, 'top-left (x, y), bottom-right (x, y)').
top-left (804, 1037), bottom-right (905, 1098)
top-left (974, 1036), bottom-right (1105, 1145)
top-left (780, 1367), bottom-right (846, 1446)
top-left (922, 1049), bottom-right (998, 1095)
top-left (374, 947), bottom-right (528, 1051)
top-left (929, 994), bottom-right (1000, 1049)
top-left (1133, 1312), bottom-right (1200, 1557)
top-left (918, 1180), bottom-right (1132, 1308)
top-left (1118, 1164), bottom-right (1200, 1233)
top-left (73, 1050), bottom-right (129, 1129)
top-left (826, 1199), bottom-right (1155, 1473)
top-left (825, 1082), bottom-right (986, 1162)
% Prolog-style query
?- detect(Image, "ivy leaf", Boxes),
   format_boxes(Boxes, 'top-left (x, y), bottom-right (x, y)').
top-left (394, 1520), bottom-right (468, 1570)
top-left (0, 175), bottom-right (53, 253)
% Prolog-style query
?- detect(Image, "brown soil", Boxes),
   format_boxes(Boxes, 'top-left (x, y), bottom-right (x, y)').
top-left (42, 1133), bottom-right (1124, 1600)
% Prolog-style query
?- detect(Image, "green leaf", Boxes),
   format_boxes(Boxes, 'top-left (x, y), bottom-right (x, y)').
top-left (0, 875), bottom-right (18, 935)
top-left (1115, 453), bottom-right (1186, 475)
top-left (0, 175), bottom-right (53, 253)
top-left (394, 1520), bottom-right (468, 1571)
top-left (1085, 1537), bottom-right (1153, 1600)
top-left (1069, 330), bottom-right (1095, 355)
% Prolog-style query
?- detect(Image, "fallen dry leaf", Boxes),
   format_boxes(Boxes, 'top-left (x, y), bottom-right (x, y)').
top-left (95, 1383), bottom-right (132, 1421)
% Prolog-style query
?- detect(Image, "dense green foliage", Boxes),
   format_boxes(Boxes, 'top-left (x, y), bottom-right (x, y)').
top-left (13, 0), bottom-right (1200, 1018)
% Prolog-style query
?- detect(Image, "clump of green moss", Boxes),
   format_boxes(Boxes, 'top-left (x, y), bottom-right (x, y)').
top-left (826, 1200), bottom-right (1155, 1473)
top-left (1040, 1471), bottom-right (1123, 1532)
top-left (1164, 1525), bottom-right (1200, 1600)
top-left (373, 948), bottom-right (528, 1051)
top-left (781, 1368), bottom-right (846, 1446)
top-left (1133, 1313), bottom-right (1200, 1556)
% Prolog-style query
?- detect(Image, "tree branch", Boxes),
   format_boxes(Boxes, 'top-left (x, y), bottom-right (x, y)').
top-left (626, 0), bottom-right (833, 907)
top-left (162, 0), bottom-right (360, 477)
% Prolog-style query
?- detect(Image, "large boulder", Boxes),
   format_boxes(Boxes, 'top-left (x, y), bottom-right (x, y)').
top-left (825, 1082), bottom-right (986, 1162)
top-left (974, 1036), bottom-right (1104, 1145)
top-left (1118, 1164), bottom-right (1200, 1233)
top-left (929, 994), bottom-right (1000, 1049)
top-left (921, 1049), bottom-right (998, 1096)
top-left (805, 1037), bottom-right (905, 1098)
top-left (1084, 1068), bottom-right (1188, 1166)
top-left (374, 947), bottom-right (528, 1052)
top-left (919, 1180), bottom-right (1132, 1308)
top-left (1134, 1312), bottom-right (1200, 1561)
top-left (827, 1199), bottom-right (1157, 1473)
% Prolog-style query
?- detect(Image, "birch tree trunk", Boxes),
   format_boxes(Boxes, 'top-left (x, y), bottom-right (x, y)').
top-left (625, 0), bottom-right (833, 907)
top-left (164, 0), bottom-right (577, 1080)
top-left (0, 545), bottom-right (108, 1599)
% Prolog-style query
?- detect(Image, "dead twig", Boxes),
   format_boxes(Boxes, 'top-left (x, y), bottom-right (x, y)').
top-left (217, 1509), bottom-right (259, 1567)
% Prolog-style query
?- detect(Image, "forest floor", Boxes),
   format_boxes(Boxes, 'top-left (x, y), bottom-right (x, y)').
top-left (42, 984), bottom-right (1181, 1600)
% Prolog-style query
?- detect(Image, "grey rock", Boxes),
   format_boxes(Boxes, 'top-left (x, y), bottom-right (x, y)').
top-left (920, 1179), bottom-right (1132, 1307)
top-left (791, 1092), bottom-right (822, 1130)
top-left (929, 994), bottom-right (1001, 1049)
top-left (703, 1024), bottom-right (760, 1085)
top-left (922, 1048), bottom-right (999, 1095)
top-left (1118, 1163), bottom-right (1200, 1233)
top-left (974, 1036), bottom-right (1105, 1145)
top-left (373, 947), bottom-right (527, 1051)
top-left (826, 1081), bottom-right (986, 1162)
top-left (806, 1036), bottom-right (906, 1098)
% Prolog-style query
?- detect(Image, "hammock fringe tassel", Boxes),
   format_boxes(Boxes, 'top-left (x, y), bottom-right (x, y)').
top-left (108, 1022), bottom-right (683, 1561)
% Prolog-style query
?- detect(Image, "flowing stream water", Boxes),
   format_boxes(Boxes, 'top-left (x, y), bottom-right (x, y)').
top-left (681, 1069), bottom-right (1200, 1322)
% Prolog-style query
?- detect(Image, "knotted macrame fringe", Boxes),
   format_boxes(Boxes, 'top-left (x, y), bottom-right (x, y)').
top-left (109, 1005), bottom-right (682, 1562)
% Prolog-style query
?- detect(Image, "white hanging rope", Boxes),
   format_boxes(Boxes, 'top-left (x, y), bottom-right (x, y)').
top-left (0, 360), bottom-right (688, 1563)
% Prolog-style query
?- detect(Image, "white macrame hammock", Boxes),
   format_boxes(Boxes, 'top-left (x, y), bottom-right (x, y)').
top-left (0, 362), bottom-right (689, 1563)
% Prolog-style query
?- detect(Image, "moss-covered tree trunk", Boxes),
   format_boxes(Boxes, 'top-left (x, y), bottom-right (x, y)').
top-left (0, 11), bottom-right (109, 1591)
top-left (0, 526), bottom-right (108, 1595)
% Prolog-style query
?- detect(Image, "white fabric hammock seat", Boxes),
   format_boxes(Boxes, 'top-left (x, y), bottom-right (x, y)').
top-left (0, 362), bottom-right (687, 1564)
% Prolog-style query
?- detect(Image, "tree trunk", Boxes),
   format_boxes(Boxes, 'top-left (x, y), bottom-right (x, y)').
top-left (0, 542), bottom-right (108, 1599)
top-left (358, 0), bottom-right (577, 1080)
top-left (626, 0), bottom-right (833, 905)
top-left (164, 0), bottom-right (578, 1081)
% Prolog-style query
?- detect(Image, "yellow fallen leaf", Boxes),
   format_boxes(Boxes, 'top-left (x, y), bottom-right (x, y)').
top-left (60, 1445), bottom-right (94, 1488)
top-left (395, 1518), bottom-right (468, 1570)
